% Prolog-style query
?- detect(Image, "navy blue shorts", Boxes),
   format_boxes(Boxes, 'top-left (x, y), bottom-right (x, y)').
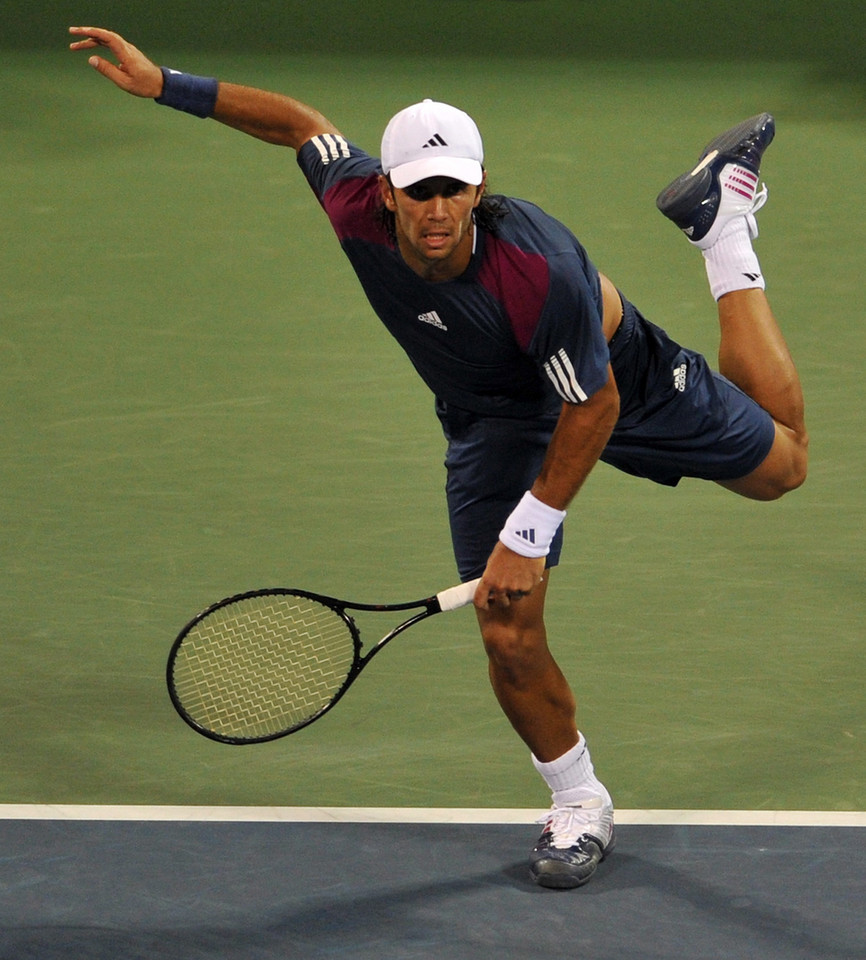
top-left (602, 301), bottom-right (777, 486)
top-left (437, 302), bottom-right (776, 581)
top-left (438, 403), bottom-right (564, 581)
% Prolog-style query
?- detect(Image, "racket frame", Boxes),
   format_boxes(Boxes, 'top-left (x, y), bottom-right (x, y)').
top-left (166, 579), bottom-right (478, 744)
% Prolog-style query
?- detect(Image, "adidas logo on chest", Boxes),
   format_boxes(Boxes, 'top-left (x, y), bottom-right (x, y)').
top-left (418, 310), bottom-right (448, 331)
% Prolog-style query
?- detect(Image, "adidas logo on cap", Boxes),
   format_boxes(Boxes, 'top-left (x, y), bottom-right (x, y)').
top-left (381, 99), bottom-right (484, 189)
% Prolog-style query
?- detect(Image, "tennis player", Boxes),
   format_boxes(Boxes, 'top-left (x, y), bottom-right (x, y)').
top-left (70, 27), bottom-right (808, 889)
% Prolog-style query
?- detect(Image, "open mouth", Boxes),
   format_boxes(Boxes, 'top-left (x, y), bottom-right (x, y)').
top-left (422, 231), bottom-right (450, 248)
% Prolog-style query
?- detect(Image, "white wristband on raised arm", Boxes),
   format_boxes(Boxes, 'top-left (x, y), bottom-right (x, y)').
top-left (498, 491), bottom-right (567, 558)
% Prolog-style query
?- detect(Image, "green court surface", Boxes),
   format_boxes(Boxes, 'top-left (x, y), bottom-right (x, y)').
top-left (2, 44), bottom-right (864, 814)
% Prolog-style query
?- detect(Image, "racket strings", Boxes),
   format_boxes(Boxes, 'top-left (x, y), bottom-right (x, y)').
top-left (170, 595), bottom-right (356, 740)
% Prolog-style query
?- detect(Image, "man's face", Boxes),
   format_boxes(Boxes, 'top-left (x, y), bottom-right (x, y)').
top-left (379, 174), bottom-right (486, 281)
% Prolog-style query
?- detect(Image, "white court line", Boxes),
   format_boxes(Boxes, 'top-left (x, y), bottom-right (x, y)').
top-left (1, 805), bottom-right (865, 826)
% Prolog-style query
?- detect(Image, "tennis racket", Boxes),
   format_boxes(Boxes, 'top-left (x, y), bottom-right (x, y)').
top-left (166, 578), bottom-right (480, 744)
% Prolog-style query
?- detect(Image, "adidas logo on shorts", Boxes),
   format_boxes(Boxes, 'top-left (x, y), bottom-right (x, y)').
top-left (673, 363), bottom-right (688, 393)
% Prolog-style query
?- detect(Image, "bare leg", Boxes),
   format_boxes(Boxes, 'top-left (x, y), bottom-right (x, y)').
top-left (655, 113), bottom-right (807, 499)
top-left (475, 574), bottom-right (579, 762)
top-left (478, 573), bottom-right (614, 887)
top-left (715, 288), bottom-right (809, 500)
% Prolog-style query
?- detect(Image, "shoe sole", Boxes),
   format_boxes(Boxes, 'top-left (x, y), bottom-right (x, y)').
top-left (698, 112), bottom-right (775, 166)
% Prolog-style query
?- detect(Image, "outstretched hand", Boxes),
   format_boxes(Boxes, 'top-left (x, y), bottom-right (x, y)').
top-left (68, 26), bottom-right (164, 99)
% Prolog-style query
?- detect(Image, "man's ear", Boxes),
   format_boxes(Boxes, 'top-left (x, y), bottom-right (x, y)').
top-left (379, 174), bottom-right (397, 211)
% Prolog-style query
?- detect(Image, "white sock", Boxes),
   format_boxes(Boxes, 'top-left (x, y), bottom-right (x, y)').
top-left (702, 213), bottom-right (765, 301)
top-left (532, 735), bottom-right (606, 807)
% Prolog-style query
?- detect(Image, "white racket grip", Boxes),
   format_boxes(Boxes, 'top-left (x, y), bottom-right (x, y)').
top-left (436, 578), bottom-right (481, 612)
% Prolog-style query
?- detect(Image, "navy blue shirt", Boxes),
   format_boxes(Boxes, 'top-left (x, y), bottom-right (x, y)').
top-left (297, 135), bottom-right (610, 419)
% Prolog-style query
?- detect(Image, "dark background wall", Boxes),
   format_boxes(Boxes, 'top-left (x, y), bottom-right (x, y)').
top-left (14, 0), bottom-right (865, 81)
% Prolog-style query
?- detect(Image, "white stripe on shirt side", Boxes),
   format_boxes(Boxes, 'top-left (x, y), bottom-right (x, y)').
top-left (544, 349), bottom-right (588, 403)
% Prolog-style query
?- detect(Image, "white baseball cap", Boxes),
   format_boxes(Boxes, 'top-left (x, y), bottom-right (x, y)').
top-left (381, 99), bottom-right (484, 189)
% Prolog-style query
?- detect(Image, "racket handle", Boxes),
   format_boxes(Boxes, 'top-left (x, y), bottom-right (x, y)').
top-left (436, 578), bottom-right (481, 612)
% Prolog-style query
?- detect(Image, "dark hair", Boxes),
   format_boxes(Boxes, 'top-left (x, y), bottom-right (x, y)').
top-left (474, 192), bottom-right (509, 234)
top-left (377, 177), bottom-right (508, 244)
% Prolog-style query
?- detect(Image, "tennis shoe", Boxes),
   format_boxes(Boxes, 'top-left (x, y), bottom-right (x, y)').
top-left (529, 790), bottom-right (615, 889)
top-left (656, 113), bottom-right (774, 249)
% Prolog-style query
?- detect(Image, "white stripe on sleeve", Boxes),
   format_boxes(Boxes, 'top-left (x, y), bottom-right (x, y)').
top-left (543, 349), bottom-right (588, 403)
top-left (311, 136), bottom-right (330, 164)
top-left (311, 134), bottom-right (350, 164)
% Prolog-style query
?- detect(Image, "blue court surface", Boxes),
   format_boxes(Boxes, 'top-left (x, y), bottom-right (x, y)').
top-left (1, 808), bottom-right (864, 960)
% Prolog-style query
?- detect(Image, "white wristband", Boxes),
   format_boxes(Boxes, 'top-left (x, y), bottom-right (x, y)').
top-left (499, 491), bottom-right (566, 558)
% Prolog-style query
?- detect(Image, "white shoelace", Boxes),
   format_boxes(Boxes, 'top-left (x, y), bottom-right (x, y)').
top-left (537, 796), bottom-right (614, 850)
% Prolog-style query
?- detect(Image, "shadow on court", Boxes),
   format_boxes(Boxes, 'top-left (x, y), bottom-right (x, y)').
top-left (1, 820), bottom-right (863, 959)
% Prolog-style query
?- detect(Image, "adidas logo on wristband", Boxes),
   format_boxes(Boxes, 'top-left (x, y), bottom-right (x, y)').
top-left (499, 492), bottom-right (566, 559)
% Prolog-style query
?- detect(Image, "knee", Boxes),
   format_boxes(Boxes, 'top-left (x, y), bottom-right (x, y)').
top-left (481, 622), bottom-right (546, 677)
top-left (781, 454), bottom-right (808, 497)
top-left (768, 433), bottom-right (809, 500)
top-left (747, 461), bottom-right (808, 501)
top-left (727, 430), bottom-right (809, 501)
